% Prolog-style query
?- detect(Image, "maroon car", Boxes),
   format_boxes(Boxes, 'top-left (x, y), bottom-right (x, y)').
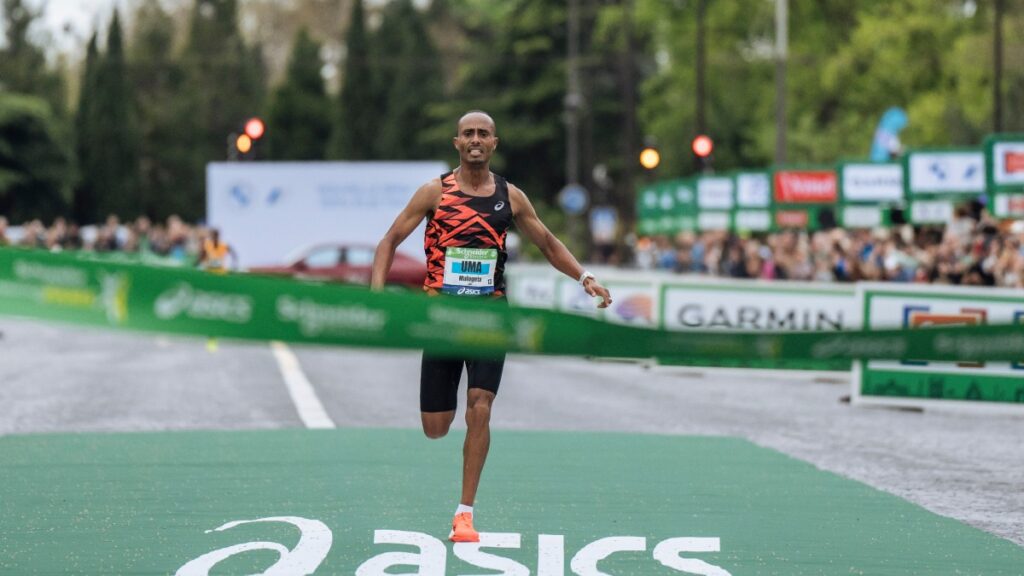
top-left (248, 244), bottom-right (425, 288)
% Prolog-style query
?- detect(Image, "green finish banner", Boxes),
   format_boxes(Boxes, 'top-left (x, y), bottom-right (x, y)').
top-left (3, 247), bottom-right (1024, 364)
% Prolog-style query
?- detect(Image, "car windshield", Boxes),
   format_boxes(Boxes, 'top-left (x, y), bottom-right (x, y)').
top-left (303, 247), bottom-right (341, 268)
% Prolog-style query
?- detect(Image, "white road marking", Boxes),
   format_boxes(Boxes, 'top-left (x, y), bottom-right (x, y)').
top-left (270, 341), bottom-right (336, 429)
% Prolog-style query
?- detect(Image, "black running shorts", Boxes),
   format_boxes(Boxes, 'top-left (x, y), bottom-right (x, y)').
top-left (420, 352), bottom-right (506, 413)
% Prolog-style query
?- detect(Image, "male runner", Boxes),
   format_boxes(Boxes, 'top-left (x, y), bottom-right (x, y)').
top-left (371, 111), bottom-right (612, 542)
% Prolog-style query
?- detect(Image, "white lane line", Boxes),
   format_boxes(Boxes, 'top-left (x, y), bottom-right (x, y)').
top-left (270, 341), bottom-right (336, 429)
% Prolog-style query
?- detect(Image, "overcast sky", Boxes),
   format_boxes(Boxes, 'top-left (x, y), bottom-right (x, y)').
top-left (28, 0), bottom-right (126, 54)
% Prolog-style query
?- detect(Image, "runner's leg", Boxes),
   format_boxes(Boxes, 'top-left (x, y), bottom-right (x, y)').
top-left (461, 388), bottom-right (495, 506)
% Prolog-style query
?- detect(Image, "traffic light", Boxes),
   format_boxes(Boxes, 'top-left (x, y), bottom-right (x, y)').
top-left (228, 117), bottom-right (266, 160)
top-left (639, 146), bottom-right (661, 170)
top-left (692, 134), bottom-right (713, 172)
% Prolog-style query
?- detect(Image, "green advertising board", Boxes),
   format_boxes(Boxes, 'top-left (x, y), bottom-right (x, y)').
top-left (855, 283), bottom-right (1024, 412)
top-left (903, 148), bottom-right (986, 224)
top-left (984, 133), bottom-right (1024, 218)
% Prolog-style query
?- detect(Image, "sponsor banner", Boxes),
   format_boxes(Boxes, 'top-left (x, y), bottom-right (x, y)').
top-left (906, 150), bottom-right (985, 195)
top-left (5, 249), bottom-right (1024, 366)
top-left (505, 272), bottom-right (558, 309)
top-left (856, 283), bottom-right (1024, 409)
top-left (842, 205), bottom-right (885, 229)
top-left (735, 172), bottom-right (772, 207)
top-left (602, 281), bottom-right (659, 327)
top-left (993, 193), bottom-right (1024, 218)
top-left (773, 169), bottom-right (838, 204)
top-left (663, 284), bottom-right (859, 333)
top-left (910, 199), bottom-right (955, 224)
top-left (697, 177), bottom-right (734, 210)
top-left (991, 140), bottom-right (1024, 188)
top-left (557, 276), bottom-right (600, 317)
top-left (697, 211), bottom-right (730, 231)
top-left (207, 161), bottom-right (448, 268)
top-left (733, 210), bottom-right (772, 232)
top-left (840, 163), bottom-right (904, 202)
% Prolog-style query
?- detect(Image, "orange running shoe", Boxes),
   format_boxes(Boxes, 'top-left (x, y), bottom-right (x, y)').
top-left (449, 512), bottom-right (480, 543)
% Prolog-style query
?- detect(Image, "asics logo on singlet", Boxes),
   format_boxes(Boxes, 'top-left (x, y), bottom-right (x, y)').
top-left (457, 287), bottom-right (483, 295)
top-left (494, 201), bottom-right (505, 211)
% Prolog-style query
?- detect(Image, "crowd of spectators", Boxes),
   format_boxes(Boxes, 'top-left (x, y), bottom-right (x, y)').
top-left (634, 211), bottom-right (1024, 287)
top-left (0, 214), bottom-right (205, 265)
top-left (4, 210), bottom-right (1024, 287)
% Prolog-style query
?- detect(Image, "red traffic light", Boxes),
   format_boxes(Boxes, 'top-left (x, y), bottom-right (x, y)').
top-left (692, 134), bottom-right (713, 158)
top-left (244, 118), bottom-right (265, 140)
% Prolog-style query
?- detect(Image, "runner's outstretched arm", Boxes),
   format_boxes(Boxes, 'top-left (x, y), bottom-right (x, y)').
top-left (509, 185), bottom-right (612, 308)
top-left (371, 180), bottom-right (440, 290)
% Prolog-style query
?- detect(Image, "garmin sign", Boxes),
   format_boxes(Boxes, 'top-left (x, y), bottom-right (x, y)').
top-left (662, 285), bottom-right (859, 333)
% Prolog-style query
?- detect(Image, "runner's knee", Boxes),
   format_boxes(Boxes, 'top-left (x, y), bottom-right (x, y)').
top-left (465, 400), bottom-right (491, 423)
top-left (422, 413), bottom-right (454, 439)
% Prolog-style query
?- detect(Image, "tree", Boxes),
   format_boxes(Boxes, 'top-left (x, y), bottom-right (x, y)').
top-left (0, 93), bottom-right (70, 222)
top-left (73, 32), bottom-right (101, 223)
top-left (91, 10), bottom-right (141, 219)
top-left (181, 0), bottom-right (266, 220)
top-left (431, 0), bottom-right (570, 204)
top-left (372, 0), bottom-right (445, 160)
top-left (330, 0), bottom-right (376, 159)
top-left (0, 0), bottom-right (67, 116)
top-left (266, 27), bottom-right (332, 160)
top-left (129, 0), bottom-right (195, 220)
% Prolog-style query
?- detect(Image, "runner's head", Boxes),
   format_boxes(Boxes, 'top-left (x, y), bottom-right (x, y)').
top-left (454, 111), bottom-right (498, 167)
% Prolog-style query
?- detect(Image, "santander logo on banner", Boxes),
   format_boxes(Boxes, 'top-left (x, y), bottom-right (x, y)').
top-left (774, 170), bottom-right (838, 204)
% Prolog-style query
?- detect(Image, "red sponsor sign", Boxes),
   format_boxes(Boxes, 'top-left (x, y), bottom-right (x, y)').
top-left (1005, 151), bottom-right (1024, 174)
top-left (774, 210), bottom-right (809, 228)
top-left (774, 170), bottom-right (838, 203)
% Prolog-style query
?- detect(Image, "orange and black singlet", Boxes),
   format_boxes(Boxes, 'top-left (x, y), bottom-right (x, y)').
top-left (424, 171), bottom-right (513, 296)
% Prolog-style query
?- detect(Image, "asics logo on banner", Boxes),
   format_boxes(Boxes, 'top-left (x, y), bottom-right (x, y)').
top-left (154, 282), bottom-right (252, 323)
top-left (494, 201), bottom-right (505, 211)
top-left (458, 287), bottom-right (482, 295)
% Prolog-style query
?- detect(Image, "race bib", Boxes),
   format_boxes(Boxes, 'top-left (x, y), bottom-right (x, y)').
top-left (442, 247), bottom-right (497, 296)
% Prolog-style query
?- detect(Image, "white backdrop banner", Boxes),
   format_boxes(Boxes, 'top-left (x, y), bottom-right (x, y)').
top-left (841, 163), bottom-right (904, 202)
top-left (207, 161), bottom-right (448, 268)
top-left (907, 151), bottom-right (985, 194)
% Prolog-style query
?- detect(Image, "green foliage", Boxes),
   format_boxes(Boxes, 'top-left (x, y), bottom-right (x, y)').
top-left (331, 0), bottom-right (377, 159)
top-left (431, 0), bottom-right (569, 202)
top-left (72, 33), bottom-right (101, 223)
top-left (0, 93), bottom-right (70, 221)
top-left (0, 0), bottom-right (67, 115)
top-left (128, 0), bottom-right (196, 220)
top-left (91, 10), bottom-right (141, 219)
top-left (372, 0), bottom-right (445, 160)
top-left (267, 28), bottom-right (332, 160)
top-left (182, 0), bottom-right (266, 220)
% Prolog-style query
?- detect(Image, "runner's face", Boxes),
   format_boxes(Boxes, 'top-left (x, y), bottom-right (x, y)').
top-left (454, 116), bottom-right (497, 166)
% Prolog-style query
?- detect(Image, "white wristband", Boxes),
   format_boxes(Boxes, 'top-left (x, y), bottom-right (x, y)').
top-left (578, 270), bottom-right (595, 286)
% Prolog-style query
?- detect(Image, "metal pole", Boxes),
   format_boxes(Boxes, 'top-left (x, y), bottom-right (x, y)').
top-left (994, 0), bottom-right (1004, 132)
top-left (774, 0), bottom-right (787, 164)
top-left (696, 0), bottom-right (706, 137)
